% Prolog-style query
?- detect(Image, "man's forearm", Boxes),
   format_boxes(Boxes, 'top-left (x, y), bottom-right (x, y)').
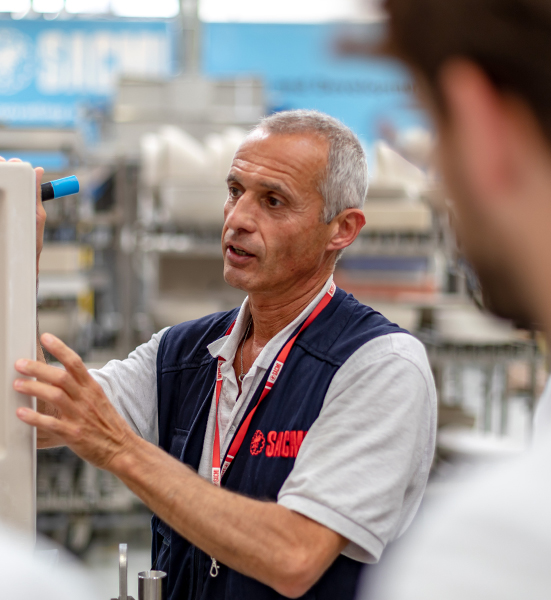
top-left (111, 435), bottom-right (346, 598)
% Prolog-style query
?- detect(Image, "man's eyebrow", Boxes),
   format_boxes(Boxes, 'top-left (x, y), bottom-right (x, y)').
top-left (226, 172), bottom-right (241, 185)
top-left (258, 180), bottom-right (290, 197)
top-left (225, 173), bottom-right (291, 198)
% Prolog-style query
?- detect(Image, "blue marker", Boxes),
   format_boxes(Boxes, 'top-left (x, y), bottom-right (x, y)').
top-left (41, 175), bottom-right (79, 202)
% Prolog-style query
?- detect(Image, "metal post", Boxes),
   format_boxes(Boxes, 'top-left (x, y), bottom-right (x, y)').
top-left (116, 161), bottom-right (139, 357)
top-left (180, 0), bottom-right (201, 74)
top-left (111, 543), bottom-right (135, 600)
top-left (482, 364), bottom-right (494, 432)
top-left (527, 338), bottom-right (539, 439)
top-left (498, 363), bottom-right (509, 436)
top-left (119, 544), bottom-right (128, 600)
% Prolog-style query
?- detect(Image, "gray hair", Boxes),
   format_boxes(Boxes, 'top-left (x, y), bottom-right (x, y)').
top-left (251, 109), bottom-right (368, 222)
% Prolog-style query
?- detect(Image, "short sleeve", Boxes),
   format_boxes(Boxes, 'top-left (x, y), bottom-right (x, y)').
top-left (88, 327), bottom-right (169, 445)
top-left (277, 333), bottom-right (437, 563)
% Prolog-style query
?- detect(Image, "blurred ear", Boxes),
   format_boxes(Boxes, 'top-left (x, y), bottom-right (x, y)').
top-left (439, 59), bottom-right (526, 206)
top-left (326, 208), bottom-right (366, 252)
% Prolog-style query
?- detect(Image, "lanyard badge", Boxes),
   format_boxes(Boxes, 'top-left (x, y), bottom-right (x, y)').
top-left (209, 282), bottom-right (335, 576)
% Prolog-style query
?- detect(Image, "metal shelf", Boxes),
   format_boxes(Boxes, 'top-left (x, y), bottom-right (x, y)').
top-left (346, 230), bottom-right (438, 257)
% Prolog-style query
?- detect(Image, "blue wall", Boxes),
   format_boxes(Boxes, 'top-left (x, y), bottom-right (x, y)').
top-left (202, 23), bottom-right (429, 145)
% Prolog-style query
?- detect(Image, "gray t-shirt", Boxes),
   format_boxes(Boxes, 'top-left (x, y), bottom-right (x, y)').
top-left (362, 378), bottom-right (551, 600)
top-left (90, 277), bottom-right (437, 563)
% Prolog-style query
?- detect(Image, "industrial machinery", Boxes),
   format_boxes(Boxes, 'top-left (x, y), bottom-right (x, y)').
top-left (0, 161), bottom-right (37, 538)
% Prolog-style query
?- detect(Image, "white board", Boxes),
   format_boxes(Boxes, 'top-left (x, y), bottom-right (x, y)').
top-left (0, 161), bottom-right (37, 537)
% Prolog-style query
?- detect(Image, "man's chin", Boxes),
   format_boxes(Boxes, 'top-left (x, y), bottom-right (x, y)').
top-left (482, 293), bottom-right (538, 331)
top-left (223, 265), bottom-right (254, 292)
top-left (478, 281), bottom-right (539, 331)
top-left (466, 258), bottom-right (539, 330)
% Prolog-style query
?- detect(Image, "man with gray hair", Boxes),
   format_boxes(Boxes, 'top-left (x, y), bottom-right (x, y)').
top-left (16, 110), bottom-right (436, 600)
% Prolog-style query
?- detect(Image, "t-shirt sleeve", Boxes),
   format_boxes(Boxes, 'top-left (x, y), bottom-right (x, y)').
top-left (88, 327), bottom-right (169, 445)
top-left (277, 332), bottom-right (437, 563)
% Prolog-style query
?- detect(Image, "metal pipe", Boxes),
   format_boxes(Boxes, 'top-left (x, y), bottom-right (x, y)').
top-left (119, 544), bottom-right (128, 600)
top-left (180, 0), bottom-right (201, 74)
top-left (138, 571), bottom-right (167, 600)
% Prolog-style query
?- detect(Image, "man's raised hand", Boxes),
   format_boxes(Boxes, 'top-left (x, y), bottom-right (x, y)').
top-left (13, 333), bottom-right (136, 469)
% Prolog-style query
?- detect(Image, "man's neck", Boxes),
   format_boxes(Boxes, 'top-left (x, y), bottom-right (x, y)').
top-left (247, 275), bottom-right (332, 346)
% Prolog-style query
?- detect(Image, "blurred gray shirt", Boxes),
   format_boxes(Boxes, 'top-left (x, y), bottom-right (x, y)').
top-left (361, 379), bottom-right (551, 600)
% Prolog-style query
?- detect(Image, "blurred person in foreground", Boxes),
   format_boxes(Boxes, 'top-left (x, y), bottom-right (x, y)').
top-left (0, 524), bottom-right (100, 600)
top-left (359, 1), bottom-right (551, 599)
top-left (12, 111), bottom-right (436, 599)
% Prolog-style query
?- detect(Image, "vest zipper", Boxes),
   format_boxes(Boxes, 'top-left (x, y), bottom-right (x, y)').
top-left (210, 557), bottom-right (220, 577)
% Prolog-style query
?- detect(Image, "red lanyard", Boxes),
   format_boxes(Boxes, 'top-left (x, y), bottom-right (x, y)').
top-left (211, 281), bottom-right (336, 486)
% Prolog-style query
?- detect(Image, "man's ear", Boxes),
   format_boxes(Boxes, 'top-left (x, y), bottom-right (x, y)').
top-left (438, 59), bottom-right (525, 205)
top-left (326, 208), bottom-right (366, 252)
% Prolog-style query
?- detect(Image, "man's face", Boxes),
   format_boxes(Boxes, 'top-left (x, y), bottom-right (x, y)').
top-left (222, 130), bottom-right (334, 295)
top-left (438, 125), bottom-right (535, 327)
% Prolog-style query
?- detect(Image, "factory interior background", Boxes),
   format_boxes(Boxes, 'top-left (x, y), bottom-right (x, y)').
top-left (0, 0), bottom-right (548, 597)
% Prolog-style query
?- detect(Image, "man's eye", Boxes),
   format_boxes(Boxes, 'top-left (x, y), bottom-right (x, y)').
top-left (229, 187), bottom-right (240, 198)
top-left (267, 196), bottom-right (282, 207)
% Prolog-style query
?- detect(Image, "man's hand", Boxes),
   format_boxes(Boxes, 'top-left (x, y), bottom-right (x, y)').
top-left (0, 157), bottom-right (45, 276)
top-left (14, 333), bottom-right (136, 463)
top-left (14, 334), bottom-right (347, 597)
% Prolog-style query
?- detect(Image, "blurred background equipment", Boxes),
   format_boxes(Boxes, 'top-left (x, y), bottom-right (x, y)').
top-left (0, 0), bottom-right (547, 594)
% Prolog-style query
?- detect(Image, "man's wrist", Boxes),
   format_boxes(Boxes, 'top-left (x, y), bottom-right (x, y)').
top-left (107, 431), bottom-right (148, 480)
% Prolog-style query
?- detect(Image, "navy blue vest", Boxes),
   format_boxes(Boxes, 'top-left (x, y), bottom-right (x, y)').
top-left (153, 287), bottom-right (407, 600)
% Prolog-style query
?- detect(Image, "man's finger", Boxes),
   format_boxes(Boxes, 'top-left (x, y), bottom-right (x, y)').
top-left (16, 407), bottom-right (73, 440)
top-left (13, 378), bottom-right (78, 418)
top-left (40, 333), bottom-right (90, 385)
top-left (35, 166), bottom-right (44, 205)
top-left (15, 359), bottom-right (81, 398)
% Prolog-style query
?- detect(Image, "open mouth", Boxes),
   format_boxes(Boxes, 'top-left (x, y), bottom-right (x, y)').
top-left (229, 245), bottom-right (254, 257)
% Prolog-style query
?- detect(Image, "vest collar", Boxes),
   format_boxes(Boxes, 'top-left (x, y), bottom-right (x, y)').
top-left (206, 275), bottom-right (334, 370)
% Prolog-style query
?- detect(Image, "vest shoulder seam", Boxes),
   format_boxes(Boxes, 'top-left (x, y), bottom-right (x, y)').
top-left (294, 339), bottom-right (343, 367)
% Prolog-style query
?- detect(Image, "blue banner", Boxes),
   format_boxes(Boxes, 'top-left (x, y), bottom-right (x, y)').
top-left (202, 23), bottom-right (428, 145)
top-left (0, 19), bottom-right (177, 127)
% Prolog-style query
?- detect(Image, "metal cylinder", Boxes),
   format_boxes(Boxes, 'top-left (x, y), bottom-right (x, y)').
top-left (138, 570), bottom-right (167, 600)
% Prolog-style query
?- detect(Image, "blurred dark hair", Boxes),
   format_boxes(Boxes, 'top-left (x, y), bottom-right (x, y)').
top-left (384, 0), bottom-right (551, 140)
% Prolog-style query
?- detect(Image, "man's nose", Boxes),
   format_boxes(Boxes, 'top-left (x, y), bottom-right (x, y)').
top-left (224, 192), bottom-right (257, 233)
